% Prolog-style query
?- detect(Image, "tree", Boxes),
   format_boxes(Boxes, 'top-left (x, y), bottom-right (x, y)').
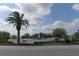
top-left (21, 33), bottom-right (30, 39)
top-left (31, 33), bottom-right (52, 39)
top-left (52, 28), bottom-right (67, 42)
top-left (6, 11), bottom-right (29, 44)
top-left (38, 33), bottom-right (52, 39)
top-left (72, 32), bottom-right (79, 42)
top-left (3, 31), bottom-right (10, 40)
top-left (38, 33), bottom-right (46, 39)
top-left (46, 33), bottom-right (52, 38)
top-left (31, 33), bottom-right (38, 39)
top-left (0, 31), bottom-right (10, 42)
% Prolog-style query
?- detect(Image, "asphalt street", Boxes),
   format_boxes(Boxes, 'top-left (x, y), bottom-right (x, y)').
top-left (0, 45), bottom-right (79, 56)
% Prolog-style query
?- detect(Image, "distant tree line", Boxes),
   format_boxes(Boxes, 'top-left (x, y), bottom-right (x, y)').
top-left (20, 28), bottom-right (79, 43)
top-left (0, 28), bottom-right (79, 44)
top-left (21, 33), bottom-right (52, 39)
top-left (0, 31), bottom-right (10, 42)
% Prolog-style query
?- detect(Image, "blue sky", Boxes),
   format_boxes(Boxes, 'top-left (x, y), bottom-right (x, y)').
top-left (0, 3), bottom-right (79, 35)
top-left (43, 3), bottom-right (79, 25)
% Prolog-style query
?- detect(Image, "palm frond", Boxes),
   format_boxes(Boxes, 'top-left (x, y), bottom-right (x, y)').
top-left (8, 20), bottom-right (17, 24)
top-left (22, 23), bottom-right (28, 29)
top-left (22, 20), bottom-right (29, 26)
top-left (13, 23), bottom-right (16, 27)
top-left (20, 14), bottom-right (24, 20)
top-left (6, 17), bottom-right (16, 21)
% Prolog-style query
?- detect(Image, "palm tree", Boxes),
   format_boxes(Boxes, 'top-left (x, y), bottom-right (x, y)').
top-left (6, 11), bottom-right (29, 44)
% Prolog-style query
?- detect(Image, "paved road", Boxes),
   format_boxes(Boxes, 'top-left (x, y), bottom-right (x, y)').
top-left (0, 45), bottom-right (79, 56)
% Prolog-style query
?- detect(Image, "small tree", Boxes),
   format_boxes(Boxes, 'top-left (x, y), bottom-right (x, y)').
top-left (52, 28), bottom-right (67, 42)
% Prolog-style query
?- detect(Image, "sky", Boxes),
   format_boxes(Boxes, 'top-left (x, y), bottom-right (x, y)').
top-left (0, 3), bottom-right (79, 35)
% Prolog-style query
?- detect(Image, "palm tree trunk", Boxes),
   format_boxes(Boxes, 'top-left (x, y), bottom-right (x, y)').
top-left (17, 30), bottom-right (20, 44)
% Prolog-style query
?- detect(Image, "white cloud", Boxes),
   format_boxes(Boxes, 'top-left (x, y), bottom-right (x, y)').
top-left (0, 4), bottom-right (24, 13)
top-left (15, 3), bottom-right (53, 22)
top-left (0, 5), bottom-right (12, 13)
top-left (0, 19), bottom-right (16, 34)
top-left (41, 24), bottom-right (53, 33)
top-left (72, 4), bottom-right (79, 11)
top-left (15, 3), bottom-right (53, 16)
top-left (0, 5), bottom-right (23, 14)
top-left (72, 18), bottom-right (79, 28)
top-left (11, 8), bottom-right (23, 13)
top-left (52, 20), bottom-right (75, 35)
top-left (52, 20), bottom-right (66, 29)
